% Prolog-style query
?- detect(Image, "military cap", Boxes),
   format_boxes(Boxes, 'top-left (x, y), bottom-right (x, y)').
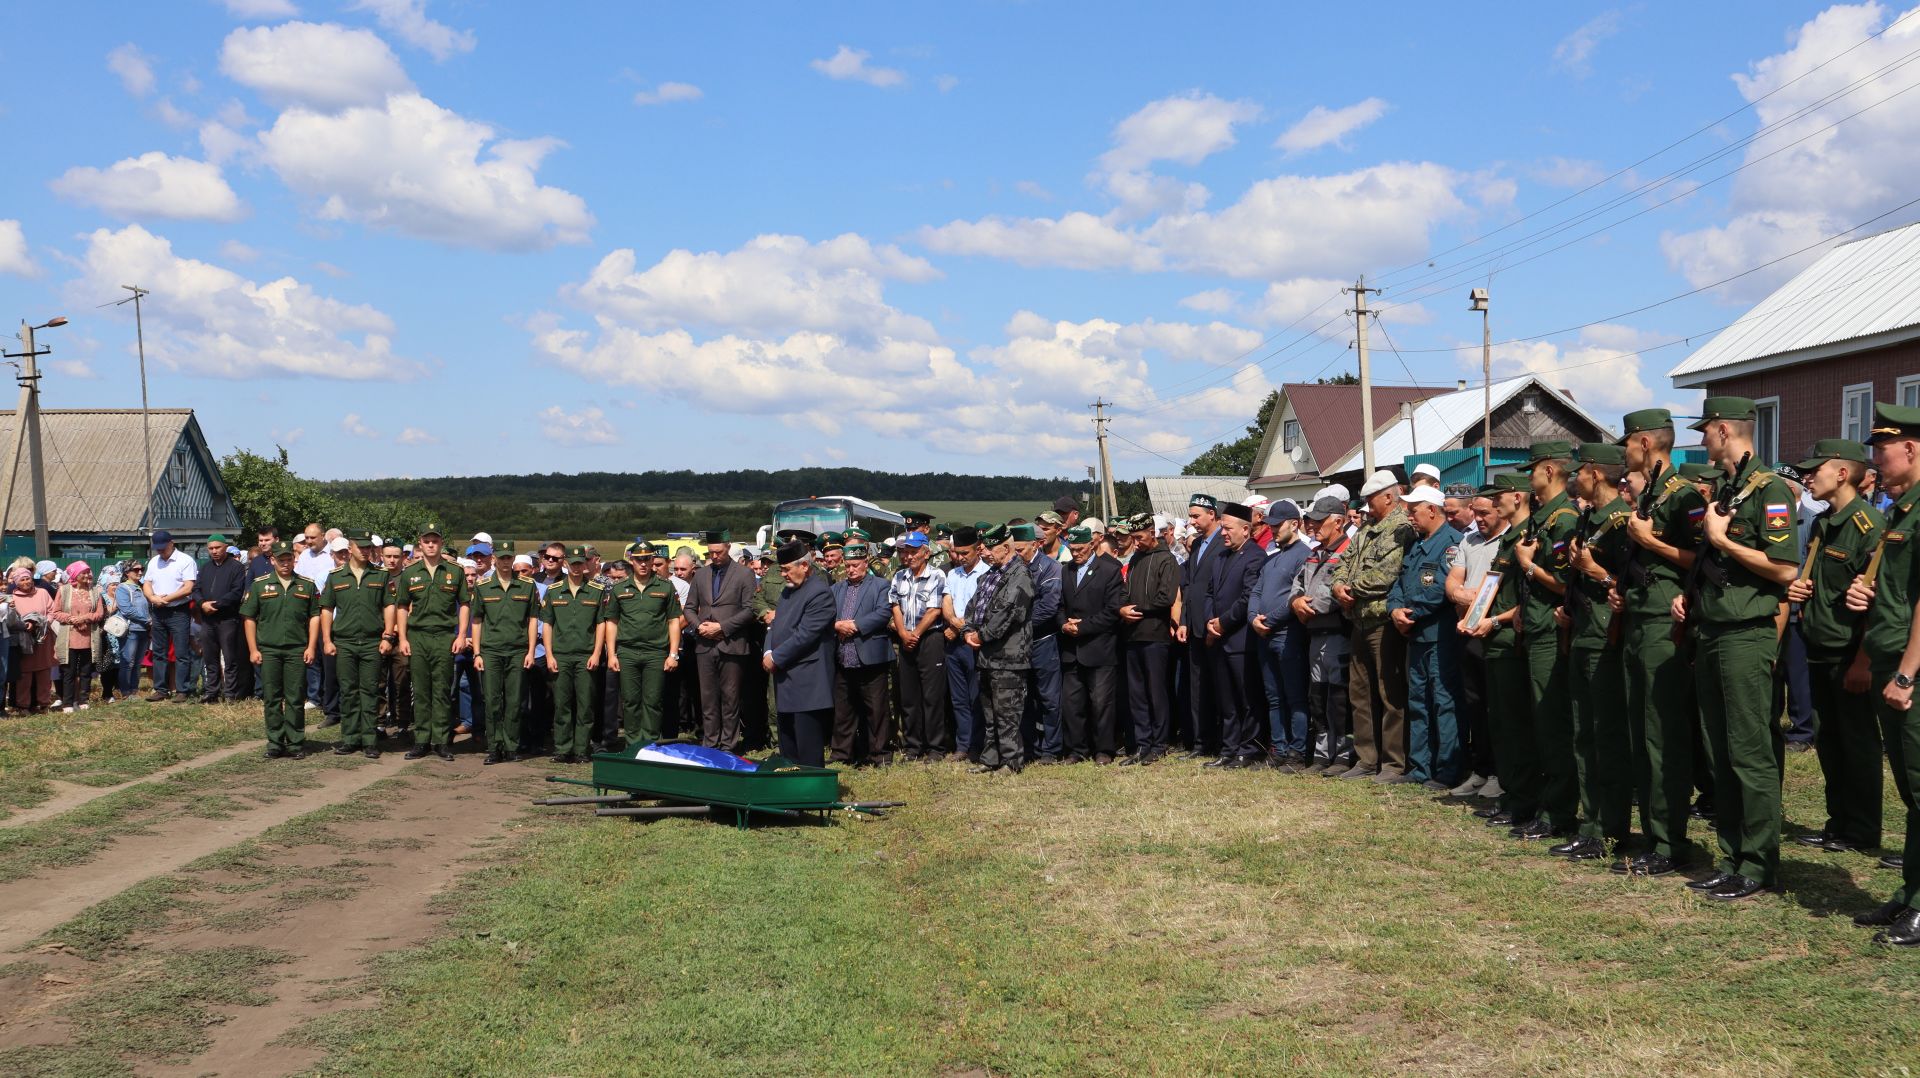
top-left (497, 539), bottom-right (515, 554)
top-left (1677, 462), bottom-right (1721, 482)
top-left (1575, 442), bottom-right (1625, 467)
top-left (1219, 501), bottom-right (1253, 521)
top-left (1189, 493), bottom-right (1219, 512)
top-left (1616, 408), bottom-right (1672, 444)
top-left (843, 542), bottom-right (870, 558)
top-left (980, 524), bottom-right (1011, 548)
top-left (776, 540), bottom-right (810, 566)
top-left (1008, 523), bottom-right (1039, 542)
top-left (845, 527), bottom-right (869, 541)
top-left (935, 522), bottom-right (957, 538)
top-left (418, 522), bottom-right (442, 538)
top-left (1795, 437), bottom-right (1871, 470)
top-left (972, 520), bottom-right (992, 533)
top-left (1687, 395), bottom-right (1757, 431)
top-left (902, 510), bottom-right (933, 525)
top-left (566, 545), bottom-right (588, 562)
top-left (1528, 439), bottom-right (1575, 464)
top-left (1475, 482), bottom-right (1505, 497)
top-left (625, 540), bottom-right (656, 557)
top-left (1494, 472), bottom-right (1530, 492)
top-left (1037, 510), bottom-right (1065, 527)
top-left (1125, 511), bottom-right (1155, 531)
top-left (269, 538), bottom-right (295, 556)
top-left (1063, 526), bottom-right (1094, 544)
top-left (1867, 401), bottom-right (1920, 445)
top-left (700, 529), bottom-right (731, 545)
top-left (1773, 462), bottom-right (1805, 485)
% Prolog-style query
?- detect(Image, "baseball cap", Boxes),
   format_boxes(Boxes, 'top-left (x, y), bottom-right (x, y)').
top-left (898, 532), bottom-right (929, 549)
top-left (1402, 487), bottom-right (1445, 508)
top-left (150, 529), bottom-right (173, 548)
top-left (1304, 496), bottom-right (1345, 521)
top-left (327, 536), bottom-right (350, 553)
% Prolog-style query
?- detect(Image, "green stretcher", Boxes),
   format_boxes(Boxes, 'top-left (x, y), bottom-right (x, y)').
top-left (536, 749), bottom-right (904, 829)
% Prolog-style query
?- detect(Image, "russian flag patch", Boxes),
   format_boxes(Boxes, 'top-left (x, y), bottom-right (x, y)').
top-left (1688, 506), bottom-right (1706, 520)
top-left (1765, 503), bottom-right (1791, 529)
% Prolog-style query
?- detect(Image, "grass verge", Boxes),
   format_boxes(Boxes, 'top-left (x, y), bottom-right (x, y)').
top-left (0, 699), bottom-right (263, 817)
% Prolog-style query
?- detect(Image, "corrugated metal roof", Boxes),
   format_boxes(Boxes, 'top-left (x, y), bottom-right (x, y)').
top-left (0, 409), bottom-right (195, 532)
top-left (1144, 475), bottom-right (1254, 519)
top-left (1668, 220), bottom-right (1920, 385)
top-left (1324, 375), bottom-right (1613, 474)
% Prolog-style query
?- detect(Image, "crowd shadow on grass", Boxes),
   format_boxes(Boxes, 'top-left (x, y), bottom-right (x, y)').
top-left (1781, 855), bottom-right (1882, 919)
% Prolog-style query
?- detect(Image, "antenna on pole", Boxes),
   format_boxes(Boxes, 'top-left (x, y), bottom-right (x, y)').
top-left (108, 285), bottom-right (156, 535)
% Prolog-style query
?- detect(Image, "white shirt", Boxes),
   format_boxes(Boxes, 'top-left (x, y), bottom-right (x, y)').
top-left (294, 549), bottom-right (334, 588)
top-left (145, 548), bottom-right (198, 607)
top-left (670, 576), bottom-right (691, 605)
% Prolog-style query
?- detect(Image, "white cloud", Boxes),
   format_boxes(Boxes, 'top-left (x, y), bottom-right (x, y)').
top-left (220, 239), bottom-right (259, 261)
top-left (1179, 288), bottom-right (1240, 314)
top-left (1099, 91), bottom-right (1261, 173)
top-left (567, 233), bottom-right (939, 339)
top-left (537, 405), bottom-right (619, 445)
top-left (1247, 277), bottom-right (1351, 329)
top-left (395, 426), bottom-right (438, 445)
top-left (1554, 10), bottom-right (1622, 77)
top-left (1013, 179), bottom-right (1053, 201)
top-left (200, 121), bottom-right (250, 165)
top-left (1475, 322), bottom-right (1660, 415)
top-left (1274, 97), bottom-right (1388, 155)
top-left (1662, 3), bottom-right (1920, 301)
top-left (223, 0), bottom-right (300, 17)
top-left (272, 425), bottom-right (305, 446)
top-left (0, 221), bottom-right (37, 277)
top-left (52, 360), bottom-right (97, 380)
top-left (1529, 156), bottom-right (1607, 188)
top-left (258, 93), bottom-right (593, 250)
top-left (917, 211), bottom-right (1158, 271)
top-left (935, 74), bottom-right (959, 93)
top-left (69, 225), bottom-right (412, 380)
top-left (51, 152), bottom-right (245, 222)
top-left (633, 81), bottom-right (702, 106)
top-left (219, 22), bottom-right (412, 110)
top-left (350, 0), bottom-right (475, 60)
top-left (107, 44), bottom-right (155, 97)
top-left (810, 45), bottom-right (905, 88)
top-left (342, 413), bottom-right (381, 438)
top-left (153, 98), bottom-right (198, 129)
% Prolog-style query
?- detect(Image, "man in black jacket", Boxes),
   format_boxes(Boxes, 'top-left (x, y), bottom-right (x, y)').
top-left (194, 534), bottom-right (250, 703)
top-left (964, 525), bottom-right (1034, 774)
top-left (1119, 513), bottom-right (1179, 765)
top-left (1179, 494), bottom-right (1224, 757)
top-left (1207, 504), bottom-right (1269, 767)
top-left (1059, 526), bottom-right (1125, 763)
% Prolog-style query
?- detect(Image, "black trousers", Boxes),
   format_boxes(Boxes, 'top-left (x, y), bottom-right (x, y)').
top-left (897, 632), bottom-right (951, 756)
top-left (1126, 640), bottom-right (1171, 758)
top-left (1459, 636), bottom-right (1495, 778)
top-left (202, 617), bottom-right (245, 701)
top-left (832, 664), bottom-right (892, 763)
top-left (1061, 660), bottom-right (1117, 758)
top-left (61, 646), bottom-right (95, 706)
top-left (1185, 637), bottom-right (1219, 753)
top-left (1214, 644), bottom-right (1261, 758)
top-left (778, 707), bottom-right (830, 768)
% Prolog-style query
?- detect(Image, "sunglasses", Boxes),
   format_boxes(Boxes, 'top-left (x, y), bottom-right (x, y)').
top-left (543, 554), bottom-right (563, 561)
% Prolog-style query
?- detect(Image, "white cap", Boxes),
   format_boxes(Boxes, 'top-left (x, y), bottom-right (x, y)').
top-left (1153, 514), bottom-right (1174, 532)
top-left (1401, 486), bottom-right (1445, 508)
top-left (456, 557), bottom-right (477, 570)
top-left (1358, 469), bottom-right (1401, 497)
top-left (1313, 482), bottom-right (1351, 503)
top-left (1243, 495), bottom-right (1271, 512)
top-left (472, 532), bottom-right (493, 545)
top-left (370, 534), bottom-right (384, 548)
top-left (326, 537), bottom-right (350, 553)
top-left (1412, 462), bottom-right (1443, 481)
top-left (512, 553), bottom-right (534, 568)
top-left (1082, 516), bottom-right (1104, 533)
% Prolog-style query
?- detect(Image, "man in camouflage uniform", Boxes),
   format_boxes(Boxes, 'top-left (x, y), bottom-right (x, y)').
top-left (1332, 470), bottom-right (1414, 781)
top-left (964, 524), bottom-right (1034, 775)
top-left (1559, 443), bottom-right (1636, 862)
top-left (1513, 441), bottom-right (1583, 842)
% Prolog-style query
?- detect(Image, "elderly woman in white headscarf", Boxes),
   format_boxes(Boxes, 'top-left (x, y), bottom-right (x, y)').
top-left (9, 563), bottom-right (57, 712)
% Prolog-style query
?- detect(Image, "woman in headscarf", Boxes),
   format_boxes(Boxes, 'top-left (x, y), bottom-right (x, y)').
top-left (96, 562), bottom-right (123, 704)
top-left (52, 561), bottom-right (104, 711)
top-left (112, 560), bottom-right (151, 700)
top-left (10, 564), bottom-right (57, 712)
top-left (34, 560), bottom-right (59, 600)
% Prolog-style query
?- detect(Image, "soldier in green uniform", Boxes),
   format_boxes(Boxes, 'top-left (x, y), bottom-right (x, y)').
top-left (242, 539), bottom-right (319, 760)
top-left (395, 523), bottom-right (470, 762)
top-left (1467, 474), bottom-right (1538, 830)
top-left (1617, 408), bottom-right (1706, 876)
top-left (470, 546), bottom-right (539, 764)
top-left (608, 540), bottom-right (684, 748)
top-left (1845, 404), bottom-right (1920, 944)
top-left (1677, 397), bottom-right (1800, 901)
top-left (319, 531), bottom-right (392, 759)
top-left (1789, 438), bottom-right (1883, 854)
top-left (542, 546), bottom-right (608, 763)
top-left (1557, 444), bottom-right (1635, 862)
top-left (1512, 441), bottom-right (1582, 842)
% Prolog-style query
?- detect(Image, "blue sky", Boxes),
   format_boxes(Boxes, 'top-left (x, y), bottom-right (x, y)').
top-left (2, 2), bottom-right (1915, 481)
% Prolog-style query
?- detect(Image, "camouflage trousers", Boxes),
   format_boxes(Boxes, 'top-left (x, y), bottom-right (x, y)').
top-left (980, 668), bottom-right (1028, 769)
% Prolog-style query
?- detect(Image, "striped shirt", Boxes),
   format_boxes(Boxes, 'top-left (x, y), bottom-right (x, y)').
top-left (890, 566), bottom-right (945, 625)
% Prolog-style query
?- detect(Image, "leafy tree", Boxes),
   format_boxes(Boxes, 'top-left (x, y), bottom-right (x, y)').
top-left (219, 448), bottom-right (334, 535)
top-left (1318, 372), bottom-right (1359, 385)
top-left (1183, 391), bottom-right (1281, 477)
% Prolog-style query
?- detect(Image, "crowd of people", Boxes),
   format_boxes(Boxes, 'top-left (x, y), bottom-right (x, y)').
top-left (17, 395), bottom-right (1920, 948)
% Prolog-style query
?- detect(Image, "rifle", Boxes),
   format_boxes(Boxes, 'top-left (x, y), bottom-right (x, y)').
top-left (1623, 459), bottom-right (1667, 589)
top-left (1673, 452), bottom-right (1751, 655)
top-left (1514, 496), bottom-right (1541, 639)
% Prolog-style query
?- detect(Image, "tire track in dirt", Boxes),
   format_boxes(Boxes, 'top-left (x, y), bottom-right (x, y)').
top-left (0, 740), bottom-right (263, 830)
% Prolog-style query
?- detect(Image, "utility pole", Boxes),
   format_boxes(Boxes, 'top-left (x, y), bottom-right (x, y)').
top-left (2, 317), bottom-right (64, 559)
top-left (1348, 277), bottom-right (1380, 476)
top-left (113, 285), bottom-right (156, 534)
top-left (1470, 287), bottom-right (1491, 471)
top-left (1091, 399), bottom-right (1118, 523)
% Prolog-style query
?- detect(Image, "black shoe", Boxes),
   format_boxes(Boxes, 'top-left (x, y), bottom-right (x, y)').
top-left (1820, 835), bottom-right (1863, 854)
top-left (483, 750), bottom-right (503, 765)
top-left (1883, 854), bottom-right (1906, 870)
top-left (1201, 756), bottom-right (1232, 769)
top-left (435, 746), bottom-right (455, 761)
top-left (1689, 799), bottom-right (1714, 820)
top-left (966, 764), bottom-right (1001, 774)
top-left (1179, 749), bottom-right (1207, 760)
top-left (287, 748), bottom-right (308, 760)
top-left (200, 696), bottom-right (220, 705)
top-left (1472, 804), bottom-right (1502, 819)
top-left (1609, 856), bottom-right (1636, 875)
top-left (1795, 831), bottom-right (1836, 849)
top-left (405, 746), bottom-right (431, 760)
top-left (1549, 836), bottom-right (1587, 857)
top-left (1783, 739), bottom-right (1813, 754)
top-left (1853, 899), bottom-right (1907, 927)
top-left (262, 745), bottom-right (286, 760)
top-left (1118, 755), bottom-right (1144, 767)
top-left (332, 744), bottom-right (355, 755)
top-left (1637, 854), bottom-right (1686, 877)
top-left (1510, 818), bottom-right (1553, 840)
top-left (1005, 762), bottom-right (1024, 775)
top-left (1874, 908), bottom-right (1920, 947)
top-left (1687, 871), bottom-right (1737, 892)
top-left (364, 747), bottom-right (381, 759)
top-left (1485, 811), bottom-right (1516, 826)
top-left (319, 716), bottom-right (340, 728)
top-left (1708, 875), bottom-right (1765, 901)
top-left (1567, 839), bottom-right (1608, 861)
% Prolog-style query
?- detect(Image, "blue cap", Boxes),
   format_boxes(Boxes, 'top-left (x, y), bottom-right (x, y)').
top-left (465, 542), bottom-right (493, 556)
top-left (898, 531), bottom-right (929, 549)
top-left (150, 529), bottom-right (173, 548)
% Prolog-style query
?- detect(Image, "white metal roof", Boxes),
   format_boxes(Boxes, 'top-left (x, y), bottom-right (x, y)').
top-left (1668, 221), bottom-right (1920, 387)
top-left (1323, 375), bottom-right (1612, 474)
top-left (1144, 475), bottom-right (1254, 518)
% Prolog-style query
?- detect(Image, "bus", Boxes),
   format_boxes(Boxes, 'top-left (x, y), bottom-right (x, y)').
top-left (759, 496), bottom-right (905, 548)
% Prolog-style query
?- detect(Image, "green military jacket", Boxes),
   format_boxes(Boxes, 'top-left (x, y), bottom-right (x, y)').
top-left (1864, 484), bottom-right (1920, 668)
top-left (1698, 457), bottom-right (1799, 624)
top-left (1570, 496), bottom-right (1633, 647)
top-left (1520, 490), bottom-right (1581, 640)
top-left (542, 578), bottom-right (608, 656)
top-left (751, 569), bottom-right (783, 623)
top-left (319, 565), bottom-right (390, 641)
top-left (1484, 520), bottom-right (1528, 658)
top-left (241, 572), bottom-right (317, 651)
top-left (397, 559), bottom-right (468, 635)
top-left (471, 574), bottom-right (538, 654)
top-left (1624, 464), bottom-right (1705, 616)
top-left (608, 574), bottom-right (682, 652)
top-left (1333, 507), bottom-right (1413, 626)
top-left (1800, 494), bottom-right (1882, 663)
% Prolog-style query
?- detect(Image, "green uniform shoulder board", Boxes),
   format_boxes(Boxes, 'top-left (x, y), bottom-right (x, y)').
top-left (1854, 510), bottom-right (1874, 535)
top-left (1546, 507), bottom-right (1578, 527)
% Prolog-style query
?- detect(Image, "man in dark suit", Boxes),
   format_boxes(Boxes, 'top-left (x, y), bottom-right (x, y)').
top-left (1207, 502), bottom-right (1268, 768)
top-left (1180, 493), bottom-right (1224, 757)
top-left (829, 543), bottom-right (896, 765)
top-left (684, 530), bottom-right (759, 751)
top-left (1058, 526), bottom-right (1125, 763)
top-left (763, 541), bottom-right (836, 767)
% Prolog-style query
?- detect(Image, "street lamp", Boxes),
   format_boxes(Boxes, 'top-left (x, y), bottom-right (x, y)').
top-left (1469, 288), bottom-right (1490, 469)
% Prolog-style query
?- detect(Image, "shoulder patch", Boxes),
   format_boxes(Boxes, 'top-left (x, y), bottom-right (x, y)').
top-left (1765, 503), bottom-right (1791, 530)
top-left (1855, 511), bottom-right (1874, 535)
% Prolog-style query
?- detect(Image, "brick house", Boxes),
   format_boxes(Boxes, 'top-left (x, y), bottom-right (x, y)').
top-left (1669, 222), bottom-right (1920, 463)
